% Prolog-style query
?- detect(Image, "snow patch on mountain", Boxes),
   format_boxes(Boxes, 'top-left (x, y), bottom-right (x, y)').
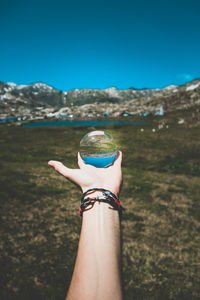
top-left (104, 87), bottom-right (120, 97)
top-left (164, 85), bottom-right (177, 90)
top-left (32, 82), bottom-right (53, 90)
top-left (1, 93), bottom-right (15, 100)
top-left (7, 82), bottom-right (17, 87)
top-left (16, 85), bottom-right (29, 90)
top-left (186, 83), bottom-right (200, 91)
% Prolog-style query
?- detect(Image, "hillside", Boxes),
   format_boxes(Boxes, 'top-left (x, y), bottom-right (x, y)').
top-left (0, 79), bottom-right (200, 120)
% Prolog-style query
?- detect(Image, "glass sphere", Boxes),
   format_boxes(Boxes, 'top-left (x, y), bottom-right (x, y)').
top-left (80, 130), bottom-right (118, 168)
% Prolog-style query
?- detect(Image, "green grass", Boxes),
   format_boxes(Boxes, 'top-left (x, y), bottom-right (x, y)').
top-left (0, 119), bottom-right (200, 299)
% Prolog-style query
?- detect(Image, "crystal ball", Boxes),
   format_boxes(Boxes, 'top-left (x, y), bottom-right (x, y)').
top-left (80, 130), bottom-right (118, 168)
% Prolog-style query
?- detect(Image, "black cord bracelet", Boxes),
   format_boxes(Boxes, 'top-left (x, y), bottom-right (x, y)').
top-left (80, 188), bottom-right (124, 217)
top-left (81, 188), bottom-right (119, 202)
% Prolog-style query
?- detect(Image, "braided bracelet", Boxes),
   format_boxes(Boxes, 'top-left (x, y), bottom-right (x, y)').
top-left (79, 188), bottom-right (124, 217)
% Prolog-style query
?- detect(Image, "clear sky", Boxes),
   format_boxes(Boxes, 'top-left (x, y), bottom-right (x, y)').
top-left (0, 0), bottom-right (200, 91)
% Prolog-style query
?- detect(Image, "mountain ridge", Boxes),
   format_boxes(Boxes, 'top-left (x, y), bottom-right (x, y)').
top-left (0, 79), bottom-right (200, 120)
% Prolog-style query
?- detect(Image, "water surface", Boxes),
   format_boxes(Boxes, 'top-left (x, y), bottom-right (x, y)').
top-left (22, 120), bottom-right (148, 127)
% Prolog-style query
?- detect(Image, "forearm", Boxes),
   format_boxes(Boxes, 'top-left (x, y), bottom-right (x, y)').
top-left (66, 202), bottom-right (123, 300)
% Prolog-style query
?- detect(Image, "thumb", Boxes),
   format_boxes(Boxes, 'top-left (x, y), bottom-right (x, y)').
top-left (77, 152), bottom-right (85, 168)
top-left (112, 151), bottom-right (122, 168)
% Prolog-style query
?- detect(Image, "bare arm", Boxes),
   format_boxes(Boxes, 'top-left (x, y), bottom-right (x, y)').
top-left (48, 152), bottom-right (123, 300)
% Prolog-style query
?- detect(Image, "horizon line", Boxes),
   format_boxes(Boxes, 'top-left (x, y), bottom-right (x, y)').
top-left (1, 78), bottom-right (200, 92)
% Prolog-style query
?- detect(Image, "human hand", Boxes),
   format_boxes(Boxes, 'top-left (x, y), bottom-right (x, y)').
top-left (48, 151), bottom-right (122, 196)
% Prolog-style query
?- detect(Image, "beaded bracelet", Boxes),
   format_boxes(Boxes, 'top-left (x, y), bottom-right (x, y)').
top-left (79, 188), bottom-right (124, 217)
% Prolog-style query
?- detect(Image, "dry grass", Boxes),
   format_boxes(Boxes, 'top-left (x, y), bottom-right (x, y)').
top-left (0, 119), bottom-right (200, 299)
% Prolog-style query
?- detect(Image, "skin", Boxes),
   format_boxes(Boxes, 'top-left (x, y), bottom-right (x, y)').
top-left (48, 151), bottom-right (123, 300)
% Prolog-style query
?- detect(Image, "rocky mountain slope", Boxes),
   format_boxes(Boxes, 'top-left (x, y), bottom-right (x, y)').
top-left (0, 79), bottom-right (200, 119)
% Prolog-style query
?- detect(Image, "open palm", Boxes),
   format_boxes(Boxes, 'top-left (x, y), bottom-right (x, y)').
top-left (48, 151), bottom-right (122, 196)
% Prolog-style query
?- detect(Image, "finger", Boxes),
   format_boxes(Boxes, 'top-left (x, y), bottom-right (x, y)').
top-left (77, 152), bottom-right (85, 168)
top-left (113, 150), bottom-right (122, 168)
top-left (48, 160), bottom-right (74, 178)
top-left (48, 160), bottom-right (84, 188)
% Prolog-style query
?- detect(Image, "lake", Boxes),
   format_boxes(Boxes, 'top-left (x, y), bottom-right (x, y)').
top-left (22, 120), bottom-right (148, 127)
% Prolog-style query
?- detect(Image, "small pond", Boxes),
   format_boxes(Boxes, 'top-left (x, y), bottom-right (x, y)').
top-left (22, 120), bottom-right (148, 127)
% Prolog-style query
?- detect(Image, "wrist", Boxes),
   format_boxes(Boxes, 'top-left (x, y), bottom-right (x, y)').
top-left (80, 188), bottom-right (123, 217)
top-left (82, 186), bottom-right (120, 198)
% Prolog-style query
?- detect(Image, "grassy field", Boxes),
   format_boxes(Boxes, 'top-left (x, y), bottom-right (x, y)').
top-left (0, 118), bottom-right (200, 300)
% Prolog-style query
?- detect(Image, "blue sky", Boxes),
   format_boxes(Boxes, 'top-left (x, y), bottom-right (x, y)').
top-left (0, 0), bottom-right (200, 91)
